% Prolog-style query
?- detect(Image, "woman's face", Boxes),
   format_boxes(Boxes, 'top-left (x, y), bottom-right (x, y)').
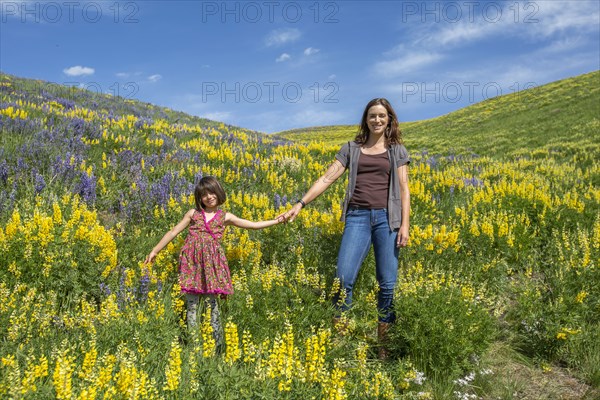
top-left (367, 104), bottom-right (389, 135)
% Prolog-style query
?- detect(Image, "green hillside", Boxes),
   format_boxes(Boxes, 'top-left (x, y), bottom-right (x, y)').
top-left (0, 72), bottom-right (268, 135)
top-left (276, 70), bottom-right (600, 159)
top-left (1, 71), bottom-right (599, 399)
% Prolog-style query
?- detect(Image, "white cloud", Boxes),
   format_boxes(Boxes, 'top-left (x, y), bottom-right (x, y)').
top-left (246, 108), bottom-right (345, 133)
top-left (201, 111), bottom-right (232, 122)
top-left (533, 36), bottom-right (588, 56)
top-left (276, 53), bottom-right (291, 62)
top-left (372, 0), bottom-right (598, 86)
top-left (424, 22), bottom-right (498, 47)
top-left (288, 108), bottom-right (343, 127)
top-left (116, 71), bottom-right (143, 79)
top-left (412, 0), bottom-right (599, 49)
top-left (373, 52), bottom-right (442, 77)
top-left (328, 74), bottom-right (337, 80)
top-left (265, 28), bottom-right (301, 46)
top-left (304, 47), bottom-right (320, 56)
top-left (148, 74), bottom-right (162, 82)
top-left (530, 1), bottom-right (600, 37)
top-left (63, 66), bottom-right (95, 76)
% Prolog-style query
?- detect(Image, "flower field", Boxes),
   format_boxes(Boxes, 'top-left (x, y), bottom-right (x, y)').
top-left (0, 71), bottom-right (598, 399)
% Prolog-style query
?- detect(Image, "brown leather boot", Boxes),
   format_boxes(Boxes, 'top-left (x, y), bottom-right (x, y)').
top-left (377, 322), bottom-right (391, 360)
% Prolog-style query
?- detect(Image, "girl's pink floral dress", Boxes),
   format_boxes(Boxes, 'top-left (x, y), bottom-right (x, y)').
top-left (179, 209), bottom-right (233, 296)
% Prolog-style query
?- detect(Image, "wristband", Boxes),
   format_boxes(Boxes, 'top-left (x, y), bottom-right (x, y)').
top-left (297, 199), bottom-right (306, 208)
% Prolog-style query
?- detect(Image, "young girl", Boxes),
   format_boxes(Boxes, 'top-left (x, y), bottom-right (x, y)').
top-left (145, 176), bottom-right (282, 343)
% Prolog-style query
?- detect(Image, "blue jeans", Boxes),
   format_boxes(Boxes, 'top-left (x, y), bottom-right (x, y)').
top-left (334, 208), bottom-right (399, 323)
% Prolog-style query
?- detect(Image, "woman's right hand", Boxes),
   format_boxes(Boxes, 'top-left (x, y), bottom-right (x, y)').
top-left (281, 203), bottom-right (303, 223)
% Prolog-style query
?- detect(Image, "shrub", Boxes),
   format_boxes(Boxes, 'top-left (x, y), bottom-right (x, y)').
top-left (0, 194), bottom-right (117, 304)
top-left (390, 271), bottom-right (495, 377)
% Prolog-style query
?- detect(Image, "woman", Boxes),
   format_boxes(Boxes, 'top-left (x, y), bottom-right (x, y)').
top-left (283, 98), bottom-right (410, 359)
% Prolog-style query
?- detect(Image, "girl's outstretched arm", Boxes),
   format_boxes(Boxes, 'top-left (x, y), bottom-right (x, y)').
top-left (224, 213), bottom-right (284, 230)
top-left (145, 208), bottom-right (195, 264)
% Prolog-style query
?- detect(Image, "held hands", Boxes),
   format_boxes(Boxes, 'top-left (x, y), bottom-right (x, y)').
top-left (277, 202), bottom-right (303, 223)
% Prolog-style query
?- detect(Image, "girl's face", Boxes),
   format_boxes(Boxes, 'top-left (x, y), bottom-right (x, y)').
top-left (367, 105), bottom-right (389, 135)
top-left (201, 191), bottom-right (218, 208)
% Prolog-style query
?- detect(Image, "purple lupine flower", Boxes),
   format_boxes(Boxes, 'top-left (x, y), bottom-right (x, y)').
top-left (281, 195), bottom-right (288, 207)
top-left (77, 171), bottom-right (97, 205)
top-left (150, 173), bottom-right (173, 209)
top-left (426, 156), bottom-right (438, 168)
top-left (462, 177), bottom-right (484, 188)
top-left (68, 117), bottom-right (86, 135)
top-left (16, 157), bottom-right (27, 172)
top-left (274, 194), bottom-right (281, 210)
top-left (51, 154), bottom-right (78, 183)
top-left (99, 282), bottom-right (112, 296)
top-left (134, 175), bottom-right (149, 193)
top-left (1, 186), bottom-right (18, 215)
top-left (242, 167), bottom-right (254, 178)
top-left (117, 271), bottom-right (127, 310)
top-left (0, 160), bottom-right (8, 185)
top-left (0, 191), bottom-right (6, 215)
top-left (194, 171), bottom-right (203, 185)
top-left (137, 272), bottom-right (150, 303)
top-left (34, 173), bottom-right (46, 194)
top-left (173, 176), bottom-right (192, 199)
top-left (171, 149), bottom-right (191, 163)
top-left (56, 97), bottom-right (75, 110)
top-left (134, 117), bottom-right (153, 130)
top-left (116, 193), bottom-right (126, 214)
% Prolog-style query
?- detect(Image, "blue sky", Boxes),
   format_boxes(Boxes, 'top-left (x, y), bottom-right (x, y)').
top-left (1, 0), bottom-right (599, 133)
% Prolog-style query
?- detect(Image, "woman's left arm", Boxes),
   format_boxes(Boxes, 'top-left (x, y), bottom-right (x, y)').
top-left (397, 164), bottom-right (410, 247)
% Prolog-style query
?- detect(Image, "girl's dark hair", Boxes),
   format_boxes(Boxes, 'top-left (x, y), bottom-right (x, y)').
top-left (355, 98), bottom-right (402, 147)
top-left (194, 176), bottom-right (227, 210)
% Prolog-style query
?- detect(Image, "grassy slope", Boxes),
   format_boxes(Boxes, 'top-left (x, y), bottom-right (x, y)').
top-left (275, 70), bottom-right (600, 158)
top-left (2, 71), bottom-right (599, 398)
top-left (0, 72), bottom-right (266, 135)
